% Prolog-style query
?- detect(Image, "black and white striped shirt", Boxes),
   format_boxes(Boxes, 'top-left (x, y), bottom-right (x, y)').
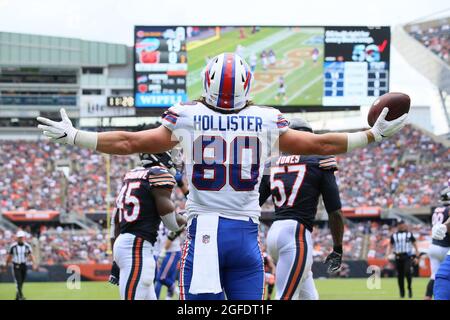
top-left (390, 231), bottom-right (416, 255)
top-left (9, 242), bottom-right (32, 264)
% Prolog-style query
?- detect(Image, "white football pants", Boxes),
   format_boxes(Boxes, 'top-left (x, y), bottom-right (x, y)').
top-left (113, 233), bottom-right (156, 300)
top-left (428, 244), bottom-right (450, 280)
top-left (267, 219), bottom-right (318, 300)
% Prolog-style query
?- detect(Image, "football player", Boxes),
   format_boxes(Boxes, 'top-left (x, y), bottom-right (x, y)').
top-left (259, 118), bottom-right (344, 300)
top-left (425, 185), bottom-right (450, 299)
top-left (109, 152), bottom-right (186, 300)
top-left (431, 185), bottom-right (450, 300)
top-left (37, 52), bottom-right (407, 300)
top-left (155, 224), bottom-right (185, 300)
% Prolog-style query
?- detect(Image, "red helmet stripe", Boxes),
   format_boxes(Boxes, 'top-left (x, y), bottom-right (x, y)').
top-left (217, 53), bottom-right (235, 109)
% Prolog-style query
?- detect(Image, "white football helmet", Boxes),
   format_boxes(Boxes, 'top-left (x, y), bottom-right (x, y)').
top-left (201, 52), bottom-right (253, 112)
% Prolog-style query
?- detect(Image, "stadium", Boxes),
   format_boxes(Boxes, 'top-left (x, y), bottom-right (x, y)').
top-left (0, 0), bottom-right (449, 306)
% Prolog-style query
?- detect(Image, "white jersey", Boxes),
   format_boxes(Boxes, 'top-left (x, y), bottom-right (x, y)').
top-left (162, 101), bottom-right (288, 221)
top-left (153, 223), bottom-right (165, 257)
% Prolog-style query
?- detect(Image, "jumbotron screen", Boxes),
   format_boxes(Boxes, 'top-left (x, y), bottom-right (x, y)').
top-left (134, 26), bottom-right (390, 108)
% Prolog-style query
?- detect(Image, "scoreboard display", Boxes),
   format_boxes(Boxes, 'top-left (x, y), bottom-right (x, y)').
top-left (134, 26), bottom-right (390, 108)
top-left (322, 26), bottom-right (390, 106)
top-left (134, 26), bottom-right (188, 107)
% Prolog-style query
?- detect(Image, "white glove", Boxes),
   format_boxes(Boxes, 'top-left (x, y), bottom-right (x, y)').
top-left (370, 108), bottom-right (408, 142)
top-left (37, 108), bottom-right (78, 145)
top-left (37, 108), bottom-right (97, 150)
top-left (432, 224), bottom-right (447, 240)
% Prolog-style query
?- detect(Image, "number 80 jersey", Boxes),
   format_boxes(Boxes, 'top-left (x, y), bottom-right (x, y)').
top-left (162, 101), bottom-right (289, 221)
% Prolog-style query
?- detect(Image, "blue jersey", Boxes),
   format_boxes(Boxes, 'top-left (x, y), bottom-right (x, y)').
top-left (259, 155), bottom-right (342, 232)
top-left (432, 206), bottom-right (450, 247)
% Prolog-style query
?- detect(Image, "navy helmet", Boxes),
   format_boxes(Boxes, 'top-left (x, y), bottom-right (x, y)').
top-left (139, 152), bottom-right (176, 175)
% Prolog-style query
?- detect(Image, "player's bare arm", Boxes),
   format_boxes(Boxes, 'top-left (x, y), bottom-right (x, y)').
top-left (152, 187), bottom-right (186, 231)
top-left (97, 126), bottom-right (177, 155)
top-left (37, 108), bottom-right (177, 155)
top-left (279, 108), bottom-right (407, 155)
top-left (328, 209), bottom-right (344, 251)
top-left (324, 209), bottom-right (344, 272)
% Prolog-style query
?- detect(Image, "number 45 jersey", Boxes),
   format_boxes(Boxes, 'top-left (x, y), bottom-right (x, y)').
top-left (115, 166), bottom-right (176, 244)
top-left (162, 101), bottom-right (289, 221)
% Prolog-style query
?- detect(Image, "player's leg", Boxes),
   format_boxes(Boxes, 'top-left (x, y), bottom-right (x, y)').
top-left (434, 255), bottom-right (450, 300)
top-left (179, 218), bottom-right (225, 300)
top-left (295, 230), bottom-right (316, 300)
top-left (114, 234), bottom-right (134, 300)
top-left (160, 251), bottom-right (181, 299)
top-left (221, 218), bottom-right (265, 300)
top-left (298, 271), bottom-right (319, 300)
top-left (426, 244), bottom-right (449, 299)
top-left (154, 280), bottom-right (163, 299)
top-left (114, 233), bottom-right (156, 300)
top-left (155, 252), bottom-right (174, 298)
top-left (133, 240), bottom-right (157, 300)
top-left (267, 220), bottom-right (308, 300)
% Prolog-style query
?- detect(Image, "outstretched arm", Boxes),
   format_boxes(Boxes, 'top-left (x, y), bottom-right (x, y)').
top-left (97, 126), bottom-right (177, 154)
top-left (37, 109), bottom-right (177, 155)
top-left (279, 108), bottom-right (407, 155)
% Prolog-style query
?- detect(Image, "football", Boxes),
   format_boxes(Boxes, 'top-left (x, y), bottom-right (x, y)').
top-left (367, 92), bottom-right (411, 127)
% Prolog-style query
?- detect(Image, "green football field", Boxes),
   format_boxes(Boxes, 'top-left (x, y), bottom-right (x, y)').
top-left (187, 27), bottom-right (324, 106)
top-left (0, 278), bottom-right (428, 300)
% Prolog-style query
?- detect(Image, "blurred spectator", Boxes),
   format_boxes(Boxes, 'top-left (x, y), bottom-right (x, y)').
top-left (335, 125), bottom-right (449, 208)
top-left (408, 20), bottom-right (450, 65)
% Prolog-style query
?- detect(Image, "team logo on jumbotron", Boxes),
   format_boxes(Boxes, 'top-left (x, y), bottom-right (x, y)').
top-left (202, 235), bottom-right (210, 244)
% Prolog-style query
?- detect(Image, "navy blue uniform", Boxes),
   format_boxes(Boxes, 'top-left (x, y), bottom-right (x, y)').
top-left (259, 155), bottom-right (342, 231)
top-left (432, 206), bottom-right (450, 247)
top-left (116, 166), bottom-right (176, 245)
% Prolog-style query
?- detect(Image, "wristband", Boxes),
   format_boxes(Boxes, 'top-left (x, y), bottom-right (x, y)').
top-left (346, 132), bottom-right (368, 152)
top-left (161, 212), bottom-right (179, 232)
top-left (74, 130), bottom-right (98, 150)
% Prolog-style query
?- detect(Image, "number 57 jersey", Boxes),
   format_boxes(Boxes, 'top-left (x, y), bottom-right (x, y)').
top-left (162, 101), bottom-right (288, 221)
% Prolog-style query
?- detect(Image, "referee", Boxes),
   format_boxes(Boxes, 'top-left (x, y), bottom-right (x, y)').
top-left (6, 231), bottom-right (37, 300)
top-left (386, 221), bottom-right (419, 298)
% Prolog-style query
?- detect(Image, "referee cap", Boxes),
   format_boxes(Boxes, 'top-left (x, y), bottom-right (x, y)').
top-left (16, 230), bottom-right (26, 238)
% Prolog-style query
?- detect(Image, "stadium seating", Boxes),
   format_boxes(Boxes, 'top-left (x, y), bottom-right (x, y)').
top-left (1, 125), bottom-right (448, 213)
top-left (407, 19), bottom-right (450, 65)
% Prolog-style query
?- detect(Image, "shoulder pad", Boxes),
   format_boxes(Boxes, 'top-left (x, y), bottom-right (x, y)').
top-left (148, 166), bottom-right (176, 188)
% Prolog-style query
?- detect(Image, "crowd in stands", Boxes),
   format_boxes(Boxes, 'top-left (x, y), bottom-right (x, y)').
top-left (0, 226), bottom-right (110, 265)
top-left (335, 125), bottom-right (449, 208)
top-left (1, 125), bottom-right (447, 214)
top-left (0, 140), bottom-right (136, 214)
top-left (408, 19), bottom-right (450, 64)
